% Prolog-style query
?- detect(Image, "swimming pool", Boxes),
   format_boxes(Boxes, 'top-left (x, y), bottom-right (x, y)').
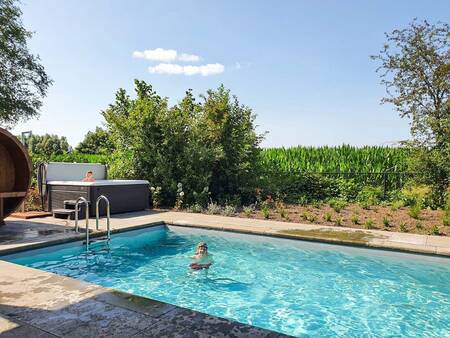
top-left (3, 225), bottom-right (449, 337)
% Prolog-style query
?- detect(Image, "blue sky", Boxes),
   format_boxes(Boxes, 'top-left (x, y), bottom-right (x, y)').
top-left (11, 0), bottom-right (450, 148)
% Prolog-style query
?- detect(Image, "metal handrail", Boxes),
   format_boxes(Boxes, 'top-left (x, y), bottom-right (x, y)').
top-left (96, 195), bottom-right (111, 241)
top-left (75, 197), bottom-right (90, 251)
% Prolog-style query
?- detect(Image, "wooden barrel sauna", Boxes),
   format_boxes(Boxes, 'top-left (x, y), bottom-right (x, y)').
top-left (0, 127), bottom-right (32, 225)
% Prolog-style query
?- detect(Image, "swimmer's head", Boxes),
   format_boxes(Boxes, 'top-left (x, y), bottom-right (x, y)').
top-left (195, 241), bottom-right (208, 254)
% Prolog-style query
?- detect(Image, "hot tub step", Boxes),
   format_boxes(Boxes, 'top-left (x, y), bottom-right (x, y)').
top-left (53, 208), bottom-right (76, 219)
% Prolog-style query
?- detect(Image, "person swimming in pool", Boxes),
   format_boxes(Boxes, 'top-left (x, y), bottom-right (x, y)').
top-left (190, 241), bottom-right (214, 270)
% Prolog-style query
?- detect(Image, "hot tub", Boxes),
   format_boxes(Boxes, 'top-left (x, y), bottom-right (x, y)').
top-left (40, 163), bottom-right (149, 217)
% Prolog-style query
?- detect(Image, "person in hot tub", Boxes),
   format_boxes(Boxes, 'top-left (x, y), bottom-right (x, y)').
top-left (82, 170), bottom-right (95, 182)
top-left (190, 241), bottom-right (214, 270)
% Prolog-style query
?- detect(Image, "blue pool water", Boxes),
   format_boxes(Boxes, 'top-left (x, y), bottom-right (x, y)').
top-left (3, 225), bottom-right (450, 337)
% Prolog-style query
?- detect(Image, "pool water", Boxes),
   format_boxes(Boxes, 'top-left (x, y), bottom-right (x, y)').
top-left (3, 226), bottom-right (450, 337)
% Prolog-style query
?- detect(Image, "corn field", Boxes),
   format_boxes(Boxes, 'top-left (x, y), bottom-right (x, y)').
top-left (261, 145), bottom-right (410, 173)
top-left (260, 145), bottom-right (412, 190)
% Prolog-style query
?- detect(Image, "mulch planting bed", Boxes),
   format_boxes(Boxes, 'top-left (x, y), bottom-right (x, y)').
top-left (236, 204), bottom-right (449, 236)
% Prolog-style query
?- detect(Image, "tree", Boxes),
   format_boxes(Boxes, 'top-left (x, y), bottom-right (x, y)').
top-left (26, 134), bottom-right (70, 158)
top-left (76, 127), bottom-right (113, 154)
top-left (103, 80), bottom-right (264, 206)
top-left (201, 85), bottom-right (263, 202)
top-left (0, 0), bottom-right (52, 127)
top-left (372, 20), bottom-right (450, 206)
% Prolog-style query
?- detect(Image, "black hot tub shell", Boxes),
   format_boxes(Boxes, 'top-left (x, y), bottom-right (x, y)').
top-left (47, 180), bottom-right (149, 217)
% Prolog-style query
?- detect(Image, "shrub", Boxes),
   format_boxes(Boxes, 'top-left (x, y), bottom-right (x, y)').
top-left (104, 81), bottom-right (263, 206)
top-left (357, 186), bottom-right (383, 208)
top-left (334, 216), bottom-right (343, 226)
top-left (415, 222), bottom-right (423, 230)
top-left (364, 219), bottom-right (375, 229)
top-left (206, 202), bottom-right (222, 215)
top-left (188, 203), bottom-right (202, 213)
top-left (223, 204), bottom-right (236, 216)
top-left (301, 211), bottom-right (309, 220)
top-left (328, 198), bottom-right (347, 213)
top-left (275, 199), bottom-right (288, 219)
top-left (351, 214), bottom-right (359, 225)
top-left (401, 184), bottom-right (432, 208)
top-left (243, 205), bottom-right (254, 217)
top-left (383, 216), bottom-right (391, 227)
top-left (262, 205), bottom-right (270, 219)
top-left (408, 203), bottom-right (421, 219)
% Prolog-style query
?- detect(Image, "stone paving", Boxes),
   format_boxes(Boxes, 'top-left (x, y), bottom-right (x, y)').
top-left (1, 210), bottom-right (449, 337)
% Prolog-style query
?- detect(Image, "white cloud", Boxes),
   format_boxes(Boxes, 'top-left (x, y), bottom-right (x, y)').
top-left (148, 63), bottom-right (225, 76)
top-left (178, 53), bottom-right (201, 62)
top-left (132, 48), bottom-right (201, 62)
top-left (132, 48), bottom-right (177, 62)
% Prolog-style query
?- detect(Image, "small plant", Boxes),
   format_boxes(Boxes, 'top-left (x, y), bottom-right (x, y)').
top-left (399, 222), bottom-right (408, 232)
top-left (444, 212), bottom-right (450, 227)
top-left (430, 225), bottom-right (440, 235)
top-left (328, 198), bottom-right (347, 213)
top-left (188, 203), bottom-right (202, 213)
top-left (351, 214), bottom-right (359, 225)
top-left (275, 199), bottom-right (288, 219)
top-left (150, 186), bottom-right (162, 209)
top-left (324, 212), bottom-right (333, 222)
top-left (382, 216), bottom-right (391, 227)
top-left (364, 219), bottom-right (375, 229)
top-left (243, 205), bottom-right (254, 217)
top-left (262, 205), bottom-right (270, 219)
top-left (206, 202), bottom-right (222, 215)
top-left (301, 211), bottom-right (309, 220)
top-left (390, 200), bottom-right (404, 211)
top-left (307, 213), bottom-right (317, 222)
top-left (175, 183), bottom-right (184, 210)
top-left (443, 194), bottom-right (450, 226)
top-left (312, 200), bottom-right (323, 209)
top-left (415, 222), bottom-right (423, 230)
top-left (334, 216), bottom-right (343, 226)
top-left (297, 195), bottom-right (308, 206)
top-left (408, 203), bottom-right (421, 219)
top-left (223, 204), bottom-right (236, 217)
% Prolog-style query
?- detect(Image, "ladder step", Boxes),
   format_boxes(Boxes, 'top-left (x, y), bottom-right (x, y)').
top-left (84, 237), bottom-right (110, 245)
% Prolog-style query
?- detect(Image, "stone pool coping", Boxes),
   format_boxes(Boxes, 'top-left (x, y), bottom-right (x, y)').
top-left (1, 211), bottom-right (449, 336)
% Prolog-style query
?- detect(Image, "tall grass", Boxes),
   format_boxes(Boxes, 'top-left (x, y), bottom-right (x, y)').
top-left (261, 145), bottom-right (409, 173)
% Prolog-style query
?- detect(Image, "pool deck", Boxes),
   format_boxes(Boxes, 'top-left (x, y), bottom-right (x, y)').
top-left (1, 210), bottom-right (449, 337)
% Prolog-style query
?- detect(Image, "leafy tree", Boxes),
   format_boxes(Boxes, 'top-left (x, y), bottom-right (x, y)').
top-left (103, 80), bottom-right (263, 206)
top-left (201, 85), bottom-right (263, 202)
top-left (26, 134), bottom-right (70, 158)
top-left (372, 20), bottom-right (450, 206)
top-left (0, 0), bottom-right (52, 127)
top-left (103, 80), bottom-right (215, 204)
top-left (76, 127), bottom-right (113, 154)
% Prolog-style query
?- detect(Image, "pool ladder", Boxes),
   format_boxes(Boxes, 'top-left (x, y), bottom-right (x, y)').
top-left (74, 195), bottom-right (111, 251)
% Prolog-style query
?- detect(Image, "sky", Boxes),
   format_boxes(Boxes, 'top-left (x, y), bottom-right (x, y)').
top-left (11, 0), bottom-right (450, 148)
